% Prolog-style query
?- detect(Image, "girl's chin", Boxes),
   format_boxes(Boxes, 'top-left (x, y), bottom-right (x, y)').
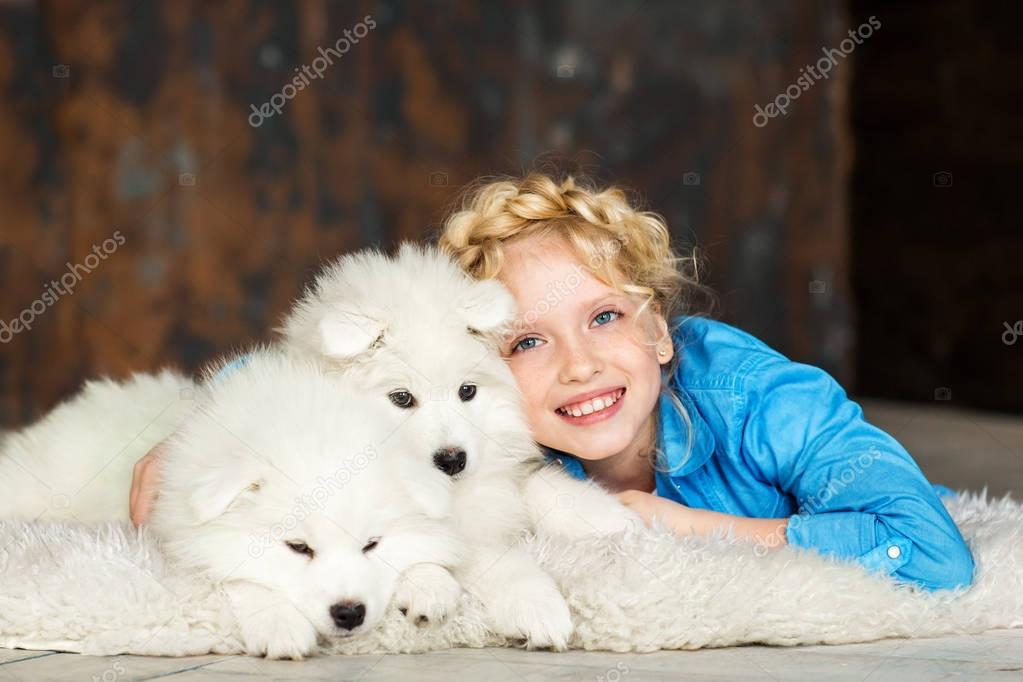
top-left (554, 435), bottom-right (634, 462)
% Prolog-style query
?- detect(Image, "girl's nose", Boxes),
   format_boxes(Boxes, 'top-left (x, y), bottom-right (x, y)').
top-left (557, 338), bottom-right (602, 384)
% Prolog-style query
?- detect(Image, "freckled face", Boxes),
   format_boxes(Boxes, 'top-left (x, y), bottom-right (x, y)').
top-left (497, 236), bottom-right (673, 462)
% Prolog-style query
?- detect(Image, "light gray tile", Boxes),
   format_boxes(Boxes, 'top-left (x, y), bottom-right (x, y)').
top-left (0, 650), bottom-right (59, 666)
top-left (0, 651), bottom-right (227, 682)
top-left (4, 635), bottom-right (1023, 682)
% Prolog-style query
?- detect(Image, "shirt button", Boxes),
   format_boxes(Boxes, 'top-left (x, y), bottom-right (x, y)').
top-left (887, 545), bottom-right (902, 560)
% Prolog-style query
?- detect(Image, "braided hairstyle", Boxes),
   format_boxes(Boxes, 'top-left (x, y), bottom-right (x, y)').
top-left (436, 172), bottom-right (718, 473)
top-left (438, 173), bottom-right (715, 332)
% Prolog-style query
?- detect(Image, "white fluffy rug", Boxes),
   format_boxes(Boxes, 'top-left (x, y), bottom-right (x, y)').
top-left (1, 489), bottom-right (1021, 657)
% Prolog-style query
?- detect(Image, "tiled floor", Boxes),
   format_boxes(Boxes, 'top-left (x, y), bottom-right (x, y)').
top-left (3, 632), bottom-right (1023, 682)
top-left (2, 398), bottom-right (1022, 681)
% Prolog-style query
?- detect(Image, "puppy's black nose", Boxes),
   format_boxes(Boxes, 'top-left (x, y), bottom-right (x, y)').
top-left (432, 447), bottom-right (467, 476)
top-left (330, 601), bottom-right (366, 630)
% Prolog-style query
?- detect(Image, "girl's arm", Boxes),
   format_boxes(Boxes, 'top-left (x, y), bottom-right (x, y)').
top-left (617, 490), bottom-right (789, 550)
top-left (741, 356), bottom-right (975, 592)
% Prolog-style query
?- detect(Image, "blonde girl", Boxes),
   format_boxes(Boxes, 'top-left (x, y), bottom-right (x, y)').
top-left (434, 172), bottom-right (974, 593)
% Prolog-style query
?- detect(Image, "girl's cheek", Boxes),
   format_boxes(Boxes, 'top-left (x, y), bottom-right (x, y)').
top-left (508, 356), bottom-right (548, 414)
top-left (609, 325), bottom-right (658, 356)
top-left (506, 357), bottom-right (535, 395)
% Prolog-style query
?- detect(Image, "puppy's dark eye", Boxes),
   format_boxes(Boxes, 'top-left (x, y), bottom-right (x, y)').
top-left (362, 537), bottom-right (380, 553)
top-left (388, 390), bottom-right (416, 409)
top-left (286, 541), bottom-right (315, 558)
top-left (458, 384), bottom-right (477, 402)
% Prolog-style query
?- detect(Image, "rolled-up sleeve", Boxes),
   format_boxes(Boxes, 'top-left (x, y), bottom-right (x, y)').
top-left (741, 357), bottom-right (975, 592)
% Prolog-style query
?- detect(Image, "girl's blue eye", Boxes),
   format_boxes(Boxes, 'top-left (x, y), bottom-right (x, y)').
top-left (592, 309), bottom-right (622, 326)
top-left (513, 337), bottom-right (540, 353)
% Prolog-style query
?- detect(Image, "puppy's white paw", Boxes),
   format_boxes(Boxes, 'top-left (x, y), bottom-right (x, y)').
top-left (485, 578), bottom-right (573, 650)
top-left (588, 502), bottom-right (645, 536)
top-left (394, 563), bottom-right (462, 626)
top-left (524, 467), bottom-right (643, 538)
top-left (539, 498), bottom-right (643, 538)
top-left (226, 582), bottom-right (319, 660)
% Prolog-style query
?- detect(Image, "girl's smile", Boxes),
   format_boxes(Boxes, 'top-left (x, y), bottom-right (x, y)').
top-left (555, 386), bottom-right (626, 424)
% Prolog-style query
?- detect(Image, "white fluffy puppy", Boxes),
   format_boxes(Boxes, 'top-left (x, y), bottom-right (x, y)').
top-left (279, 242), bottom-right (640, 649)
top-left (0, 349), bottom-right (461, 660)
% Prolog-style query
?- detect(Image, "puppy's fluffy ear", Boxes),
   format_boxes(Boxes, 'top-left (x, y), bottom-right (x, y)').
top-left (189, 468), bottom-right (264, 524)
top-left (457, 279), bottom-right (517, 335)
top-left (318, 309), bottom-right (386, 361)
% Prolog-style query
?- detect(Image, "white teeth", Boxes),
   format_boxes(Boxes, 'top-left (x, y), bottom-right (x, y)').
top-left (559, 390), bottom-right (621, 418)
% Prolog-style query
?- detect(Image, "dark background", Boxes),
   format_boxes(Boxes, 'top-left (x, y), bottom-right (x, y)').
top-left (0, 0), bottom-right (1019, 427)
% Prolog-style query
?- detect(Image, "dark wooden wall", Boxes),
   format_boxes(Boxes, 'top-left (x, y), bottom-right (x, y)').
top-left (850, 0), bottom-right (1023, 412)
top-left (0, 0), bottom-right (851, 426)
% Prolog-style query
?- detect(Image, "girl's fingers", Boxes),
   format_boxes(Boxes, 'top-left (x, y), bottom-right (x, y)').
top-left (129, 460), bottom-right (143, 525)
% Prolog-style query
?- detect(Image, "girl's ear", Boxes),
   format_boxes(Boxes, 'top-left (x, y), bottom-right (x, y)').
top-left (652, 310), bottom-right (674, 364)
top-left (318, 309), bottom-right (386, 361)
top-left (457, 279), bottom-right (517, 335)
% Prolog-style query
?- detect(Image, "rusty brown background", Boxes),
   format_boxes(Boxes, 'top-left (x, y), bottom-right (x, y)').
top-left (0, 0), bottom-right (1018, 426)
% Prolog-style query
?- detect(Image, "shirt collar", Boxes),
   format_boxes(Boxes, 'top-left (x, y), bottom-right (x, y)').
top-left (540, 389), bottom-right (715, 480)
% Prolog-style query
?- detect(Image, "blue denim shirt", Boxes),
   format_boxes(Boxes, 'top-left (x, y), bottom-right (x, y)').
top-left (542, 315), bottom-right (975, 593)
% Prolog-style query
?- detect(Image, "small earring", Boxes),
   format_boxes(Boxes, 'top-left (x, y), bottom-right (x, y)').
top-left (658, 349), bottom-right (668, 357)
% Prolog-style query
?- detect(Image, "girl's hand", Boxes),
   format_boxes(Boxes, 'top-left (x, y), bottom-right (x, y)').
top-left (129, 440), bottom-right (167, 526)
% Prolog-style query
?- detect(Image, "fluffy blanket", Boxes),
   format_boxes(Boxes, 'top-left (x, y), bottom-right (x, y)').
top-left (1, 489), bottom-right (1020, 657)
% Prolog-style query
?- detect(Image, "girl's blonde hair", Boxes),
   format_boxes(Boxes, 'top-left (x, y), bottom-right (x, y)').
top-left (435, 172), bottom-right (718, 473)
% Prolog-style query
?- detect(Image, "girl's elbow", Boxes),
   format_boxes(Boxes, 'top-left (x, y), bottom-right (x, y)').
top-left (906, 543), bottom-right (976, 592)
top-left (942, 545), bottom-right (976, 591)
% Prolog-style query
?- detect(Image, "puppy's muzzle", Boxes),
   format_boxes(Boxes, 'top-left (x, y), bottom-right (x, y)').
top-left (432, 447), bottom-right (467, 476)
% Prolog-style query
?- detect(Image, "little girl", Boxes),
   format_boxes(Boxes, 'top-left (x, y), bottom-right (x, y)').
top-left (434, 172), bottom-right (975, 593)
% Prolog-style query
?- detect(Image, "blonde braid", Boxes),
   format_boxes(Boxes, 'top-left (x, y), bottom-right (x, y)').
top-left (438, 173), bottom-right (714, 324)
